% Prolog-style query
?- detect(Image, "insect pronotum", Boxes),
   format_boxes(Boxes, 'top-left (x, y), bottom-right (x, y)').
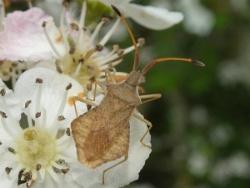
top-left (71, 5), bottom-right (205, 185)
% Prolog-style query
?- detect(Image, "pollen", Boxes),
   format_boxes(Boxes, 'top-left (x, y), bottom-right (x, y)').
top-left (17, 127), bottom-right (57, 169)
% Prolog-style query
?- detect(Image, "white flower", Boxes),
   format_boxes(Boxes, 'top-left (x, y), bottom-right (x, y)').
top-left (0, 2), bottom-right (141, 89)
top-left (0, 67), bottom-right (152, 187)
top-left (0, 7), bottom-right (64, 62)
top-left (0, 5), bottom-right (61, 84)
top-left (99, 0), bottom-right (184, 30)
top-left (0, 67), bottom-right (87, 187)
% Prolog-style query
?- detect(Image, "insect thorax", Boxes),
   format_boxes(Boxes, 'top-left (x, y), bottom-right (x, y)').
top-left (107, 82), bottom-right (141, 106)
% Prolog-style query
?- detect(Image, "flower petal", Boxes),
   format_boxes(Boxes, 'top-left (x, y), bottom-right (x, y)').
top-left (0, 8), bottom-right (65, 61)
top-left (0, 164), bottom-right (17, 188)
top-left (32, 172), bottom-right (82, 188)
top-left (0, 78), bottom-right (21, 120)
top-left (122, 3), bottom-right (183, 30)
top-left (14, 67), bottom-right (86, 129)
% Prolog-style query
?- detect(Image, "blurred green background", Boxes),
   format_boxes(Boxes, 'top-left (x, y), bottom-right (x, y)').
top-left (111, 1), bottom-right (250, 188)
top-left (5, 0), bottom-right (250, 187)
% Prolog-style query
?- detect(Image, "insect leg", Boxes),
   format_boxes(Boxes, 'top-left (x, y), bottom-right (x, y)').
top-left (139, 94), bottom-right (161, 104)
top-left (72, 96), bottom-right (98, 117)
top-left (102, 154), bottom-right (128, 184)
top-left (96, 80), bottom-right (107, 94)
top-left (104, 69), bottom-right (117, 84)
top-left (132, 113), bottom-right (152, 149)
top-left (86, 80), bottom-right (107, 102)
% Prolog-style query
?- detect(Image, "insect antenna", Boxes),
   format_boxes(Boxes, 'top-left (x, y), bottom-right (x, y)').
top-left (111, 5), bottom-right (205, 75)
top-left (141, 58), bottom-right (205, 75)
top-left (111, 4), bottom-right (139, 71)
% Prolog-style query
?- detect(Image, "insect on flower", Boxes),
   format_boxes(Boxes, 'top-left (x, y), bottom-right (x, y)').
top-left (71, 5), bottom-right (205, 185)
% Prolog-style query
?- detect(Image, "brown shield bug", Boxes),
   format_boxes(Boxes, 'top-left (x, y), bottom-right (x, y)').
top-left (71, 4), bottom-right (205, 185)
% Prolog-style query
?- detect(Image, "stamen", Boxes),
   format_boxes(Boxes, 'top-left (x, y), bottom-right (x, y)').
top-left (0, 88), bottom-right (6, 96)
top-left (93, 54), bottom-right (120, 66)
top-left (66, 83), bottom-right (72, 90)
top-left (61, 168), bottom-right (69, 174)
top-left (52, 161), bottom-right (67, 170)
top-left (58, 159), bottom-right (65, 164)
top-left (99, 19), bottom-right (120, 46)
top-left (5, 167), bottom-right (12, 174)
top-left (8, 147), bottom-right (16, 154)
top-left (35, 112), bottom-right (41, 118)
top-left (35, 78), bottom-right (43, 84)
top-left (83, 45), bottom-right (103, 66)
top-left (57, 115), bottom-right (65, 121)
top-left (96, 41), bottom-right (142, 66)
top-left (25, 100), bottom-right (32, 108)
top-left (138, 38), bottom-right (145, 46)
top-left (55, 60), bottom-right (63, 73)
top-left (35, 78), bottom-right (42, 119)
top-left (90, 18), bottom-right (110, 44)
top-left (23, 171), bottom-right (32, 182)
top-left (73, 61), bottom-right (83, 79)
top-left (57, 85), bottom-right (69, 116)
top-left (42, 21), bottom-right (62, 59)
top-left (96, 44), bottom-right (104, 52)
top-left (117, 49), bottom-right (124, 57)
top-left (79, 0), bottom-right (86, 31)
top-left (66, 128), bottom-right (70, 136)
top-left (56, 155), bottom-right (75, 163)
top-left (100, 59), bottom-right (123, 70)
top-left (70, 23), bottom-right (79, 31)
top-left (36, 164), bottom-right (42, 171)
top-left (77, 0), bottom-right (87, 48)
top-left (91, 45), bottom-right (119, 62)
top-left (50, 83), bottom-right (70, 136)
top-left (41, 108), bottom-right (47, 128)
top-left (60, 1), bottom-right (70, 51)
top-left (0, 110), bottom-right (7, 118)
top-left (24, 107), bottom-right (33, 128)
